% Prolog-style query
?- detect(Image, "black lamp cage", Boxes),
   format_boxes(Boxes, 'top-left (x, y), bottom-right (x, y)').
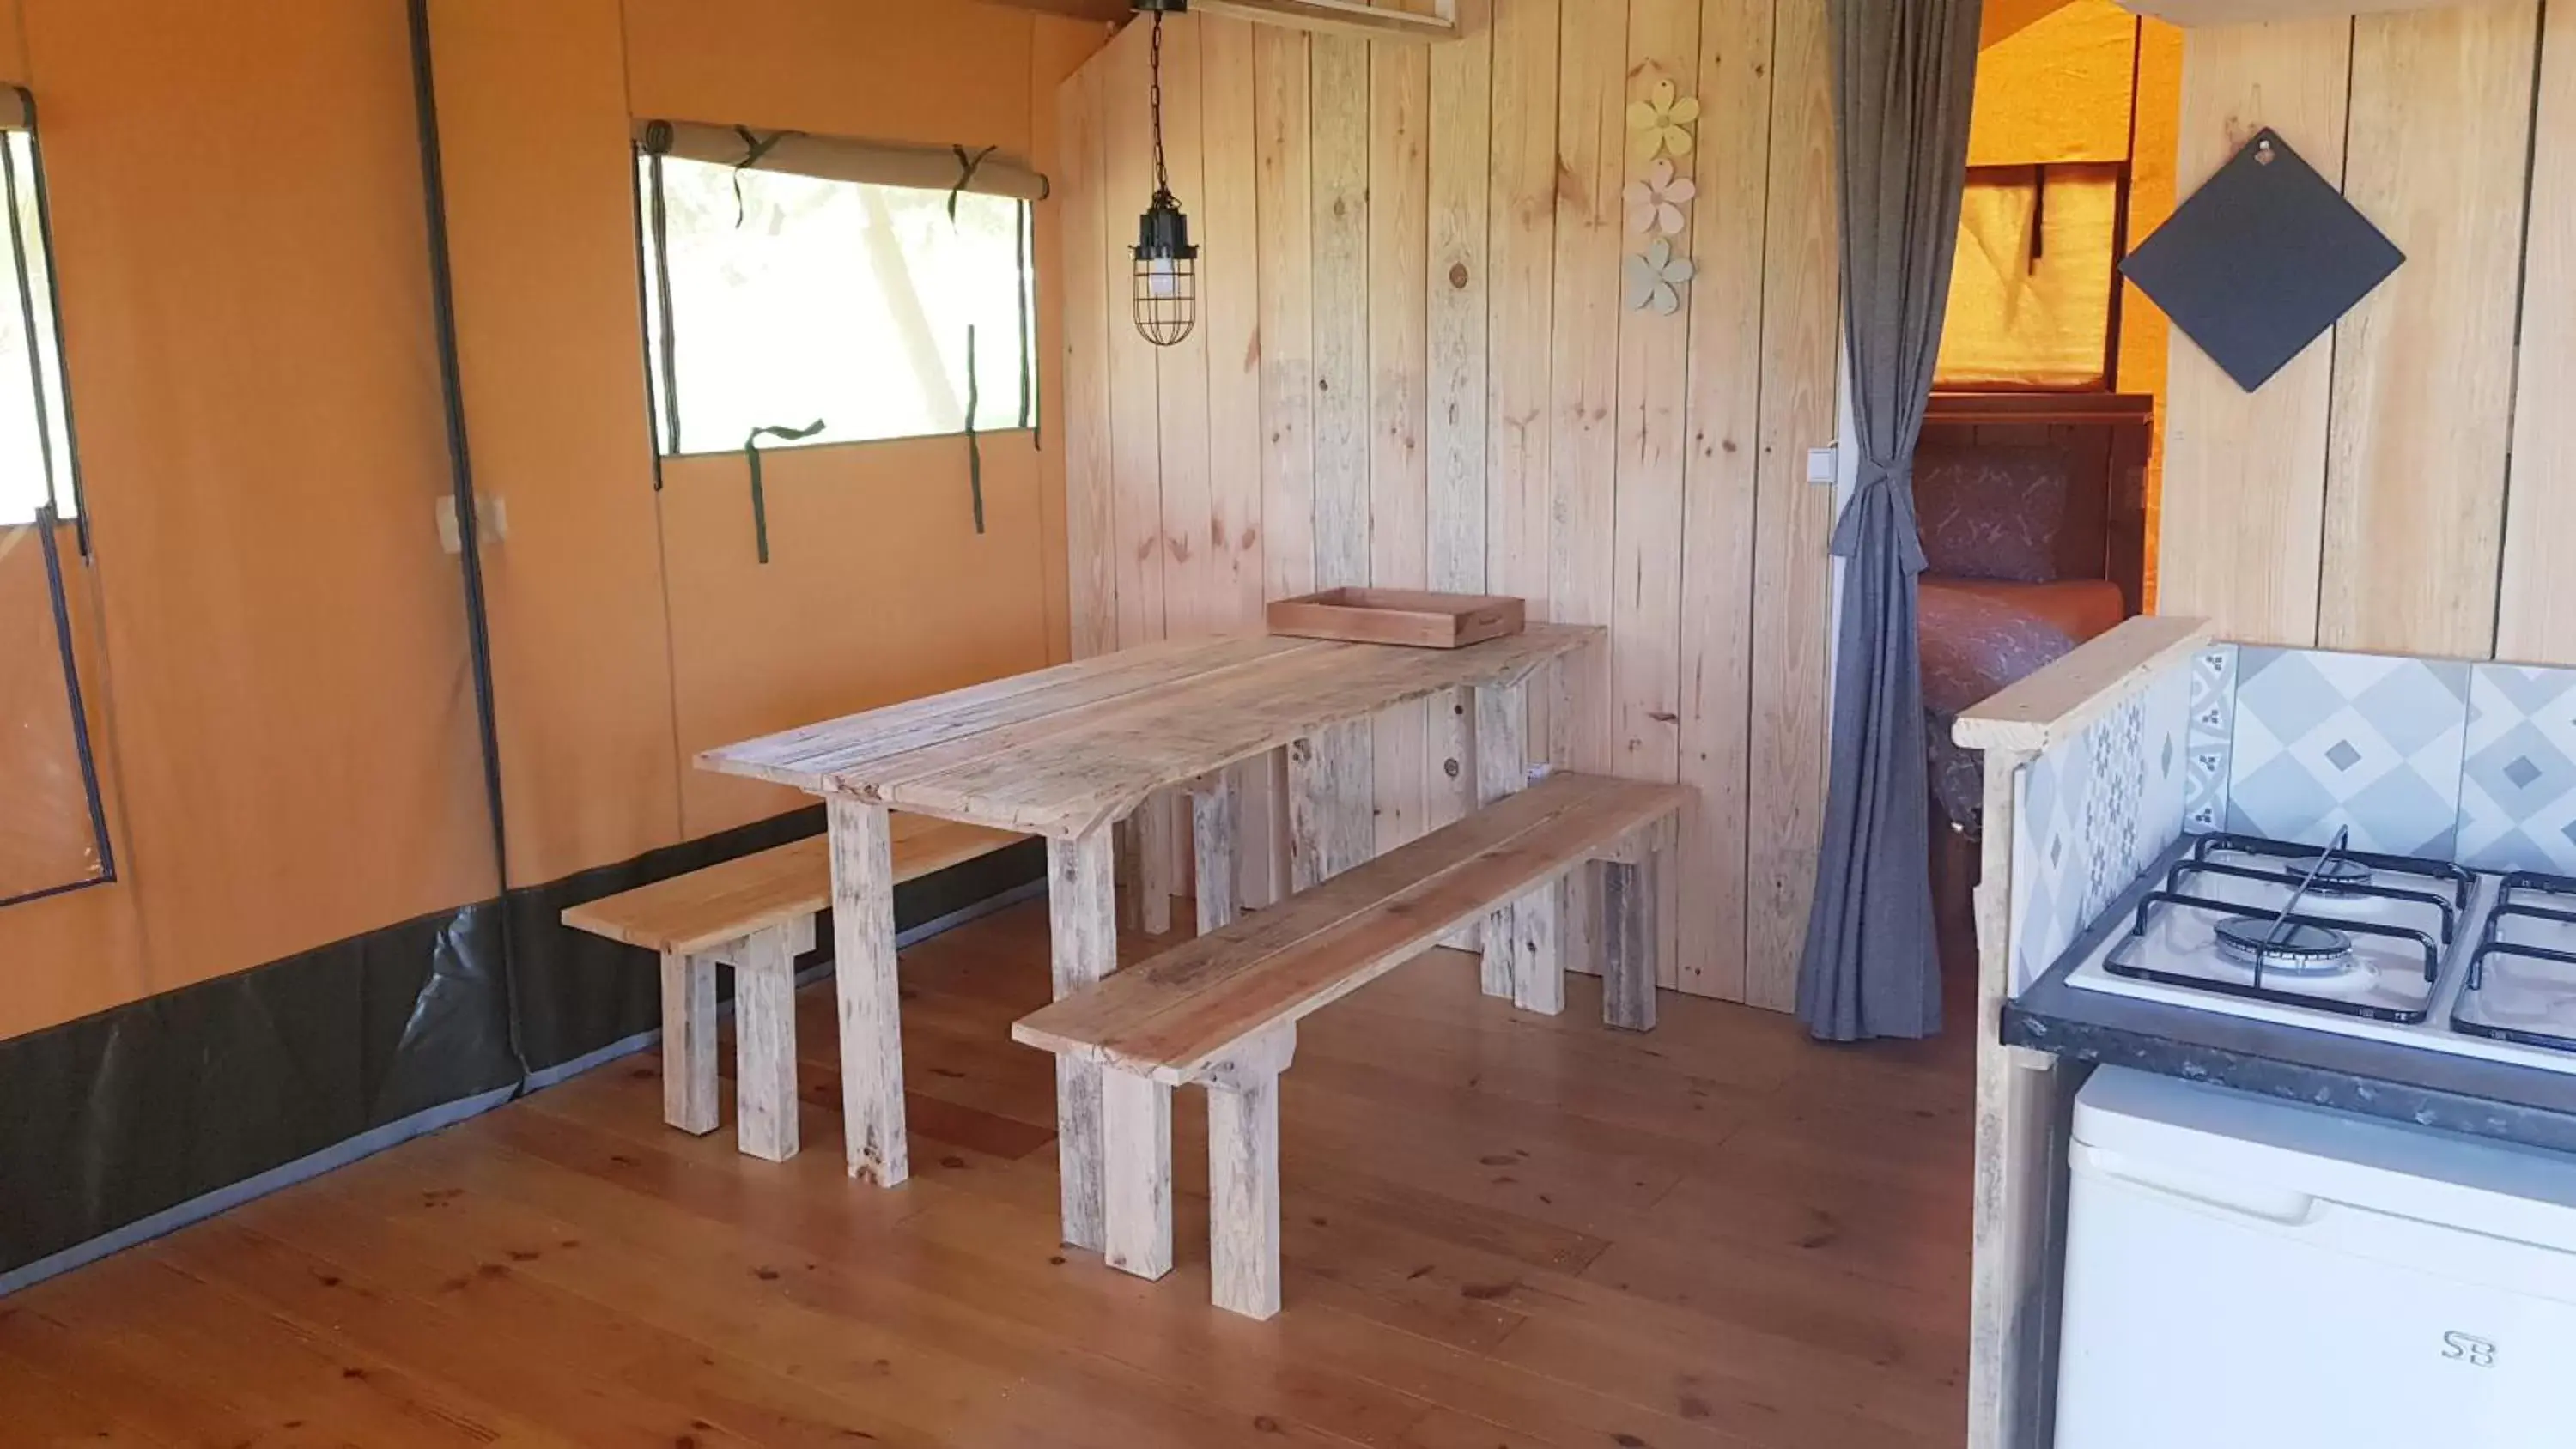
top-left (1130, 0), bottom-right (1196, 348)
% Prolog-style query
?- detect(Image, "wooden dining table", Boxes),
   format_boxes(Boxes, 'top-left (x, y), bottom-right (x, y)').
top-left (697, 623), bottom-right (1601, 1252)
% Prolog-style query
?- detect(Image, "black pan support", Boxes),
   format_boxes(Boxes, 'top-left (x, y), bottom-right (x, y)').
top-left (2112, 888), bottom-right (2443, 1024)
top-left (2188, 831), bottom-right (2476, 914)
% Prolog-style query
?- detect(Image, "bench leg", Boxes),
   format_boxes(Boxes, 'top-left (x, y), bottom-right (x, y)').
top-left (1600, 856), bottom-right (1659, 1032)
top-left (828, 797), bottom-right (908, 1186)
top-left (1048, 833), bottom-right (1117, 1252)
top-left (1190, 771), bottom-right (1237, 936)
top-left (732, 925), bottom-right (802, 1162)
top-left (659, 950), bottom-right (720, 1136)
top-left (1102, 1070), bottom-right (1174, 1280)
top-left (1205, 1025), bottom-right (1296, 1320)
top-left (1472, 679), bottom-right (1531, 999)
top-left (1510, 882), bottom-right (1567, 1017)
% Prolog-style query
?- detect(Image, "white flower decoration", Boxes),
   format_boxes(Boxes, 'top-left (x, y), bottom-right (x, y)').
top-left (1626, 78), bottom-right (1700, 161)
top-left (1623, 158), bottom-right (1697, 237)
top-left (1623, 238), bottom-right (1696, 315)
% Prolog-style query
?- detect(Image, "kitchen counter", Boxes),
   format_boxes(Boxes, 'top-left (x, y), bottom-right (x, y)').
top-left (2003, 840), bottom-right (2576, 1155)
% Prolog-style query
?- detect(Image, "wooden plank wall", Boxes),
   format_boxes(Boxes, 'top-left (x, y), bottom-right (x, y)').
top-left (2160, 3), bottom-right (2569, 664)
top-left (1057, 0), bottom-right (1838, 1006)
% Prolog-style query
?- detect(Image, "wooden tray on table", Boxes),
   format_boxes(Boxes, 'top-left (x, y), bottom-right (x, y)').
top-left (1264, 589), bottom-right (1526, 649)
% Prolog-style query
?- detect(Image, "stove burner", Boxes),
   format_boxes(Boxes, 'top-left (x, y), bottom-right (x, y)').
top-left (2214, 915), bottom-right (2354, 975)
top-left (2282, 853), bottom-right (2373, 895)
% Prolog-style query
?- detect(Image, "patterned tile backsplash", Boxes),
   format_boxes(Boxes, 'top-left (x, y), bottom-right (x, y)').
top-left (2010, 662), bottom-right (2190, 993)
top-left (2225, 646), bottom-right (2470, 857)
top-left (1996, 640), bottom-right (2576, 987)
top-left (2169, 645), bottom-right (2576, 876)
top-left (2458, 664), bottom-right (2576, 874)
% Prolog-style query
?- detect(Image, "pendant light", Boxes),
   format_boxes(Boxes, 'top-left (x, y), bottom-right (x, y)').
top-left (1131, 0), bottom-right (1196, 348)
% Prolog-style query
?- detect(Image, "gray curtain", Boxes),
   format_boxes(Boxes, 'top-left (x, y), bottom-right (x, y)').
top-left (1795, 0), bottom-right (1982, 1042)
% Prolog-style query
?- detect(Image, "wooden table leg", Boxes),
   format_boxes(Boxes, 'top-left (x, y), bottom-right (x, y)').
top-left (1189, 771), bottom-right (1237, 935)
top-left (1138, 794), bottom-right (1176, 937)
top-left (1048, 832), bottom-right (1116, 1252)
top-left (827, 797), bottom-right (908, 1186)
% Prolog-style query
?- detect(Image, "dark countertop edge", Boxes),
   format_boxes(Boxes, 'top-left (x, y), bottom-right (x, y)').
top-left (2003, 839), bottom-right (2576, 1155)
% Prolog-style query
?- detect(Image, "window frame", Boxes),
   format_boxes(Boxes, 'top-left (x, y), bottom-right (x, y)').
top-left (629, 121), bottom-right (1043, 464)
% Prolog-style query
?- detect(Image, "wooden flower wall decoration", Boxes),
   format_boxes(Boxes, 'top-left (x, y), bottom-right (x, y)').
top-left (1624, 239), bottom-right (1695, 316)
top-left (1624, 77), bottom-right (1700, 312)
top-left (1624, 159), bottom-right (1695, 237)
top-left (1627, 79), bottom-right (1699, 161)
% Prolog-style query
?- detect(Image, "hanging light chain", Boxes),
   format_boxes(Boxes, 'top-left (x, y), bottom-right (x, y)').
top-left (1148, 10), bottom-right (1170, 201)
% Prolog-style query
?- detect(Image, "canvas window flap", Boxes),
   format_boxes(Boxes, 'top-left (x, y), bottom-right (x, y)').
top-left (636, 118), bottom-right (1048, 203)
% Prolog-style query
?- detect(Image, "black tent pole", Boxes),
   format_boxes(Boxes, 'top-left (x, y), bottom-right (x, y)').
top-left (405, 0), bottom-right (529, 1090)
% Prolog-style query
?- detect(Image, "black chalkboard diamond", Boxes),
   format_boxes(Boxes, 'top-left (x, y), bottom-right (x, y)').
top-left (2122, 128), bottom-right (2404, 393)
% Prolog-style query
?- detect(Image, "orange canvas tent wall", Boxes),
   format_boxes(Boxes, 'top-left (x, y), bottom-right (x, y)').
top-left (0, 0), bottom-right (1100, 1285)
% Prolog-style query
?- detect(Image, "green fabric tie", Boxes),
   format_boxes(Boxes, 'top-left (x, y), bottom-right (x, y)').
top-left (743, 420), bottom-right (824, 563)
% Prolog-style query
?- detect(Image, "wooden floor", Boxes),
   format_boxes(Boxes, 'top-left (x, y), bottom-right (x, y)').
top-left (0, 897), bottom-right (1977, 1449)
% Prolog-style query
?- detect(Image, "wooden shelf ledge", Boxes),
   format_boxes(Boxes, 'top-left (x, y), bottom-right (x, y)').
top-left (1953, 614), bottom-right (2213, 755)
top-left (1193, 0), bottom-right (1459, 42)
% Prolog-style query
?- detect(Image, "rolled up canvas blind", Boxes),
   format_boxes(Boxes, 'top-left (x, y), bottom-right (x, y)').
top-left (635, 118), bottom-right (1048, 203)
top-left (0, 88), bottom-right (27, 131)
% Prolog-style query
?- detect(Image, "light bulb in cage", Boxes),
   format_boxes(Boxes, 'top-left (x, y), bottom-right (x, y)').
top-left (1132, 189), bottom-right (1197, 348)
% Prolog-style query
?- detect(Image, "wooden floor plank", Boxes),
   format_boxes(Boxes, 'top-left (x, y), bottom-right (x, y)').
top-left (4, 896), bottom-right (1974, 1449)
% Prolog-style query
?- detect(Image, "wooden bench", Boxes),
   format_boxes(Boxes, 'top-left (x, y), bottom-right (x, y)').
top-left (1012, 771), bottom-right (1683, 1318)
top-left (562, 815), bottom-right (1024, 1162)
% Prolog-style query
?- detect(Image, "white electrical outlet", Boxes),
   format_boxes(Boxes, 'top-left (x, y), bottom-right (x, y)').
top-left (1807, 445), bottom-right (1838, 485)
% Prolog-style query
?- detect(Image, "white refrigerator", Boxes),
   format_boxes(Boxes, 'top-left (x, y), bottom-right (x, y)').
top-left (2054, 1066), bottom-right (2576, 1446)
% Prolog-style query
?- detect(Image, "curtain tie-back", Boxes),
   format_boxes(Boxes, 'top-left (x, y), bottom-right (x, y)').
top-left (1829, 457), bottom-right (1929, 575)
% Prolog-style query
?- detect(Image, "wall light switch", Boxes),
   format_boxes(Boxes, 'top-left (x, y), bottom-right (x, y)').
top-left (1807, 445), bottom-right (1838, 485)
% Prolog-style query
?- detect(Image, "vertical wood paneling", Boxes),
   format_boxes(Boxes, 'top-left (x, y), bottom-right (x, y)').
top-left (2317, 4), bottom-right (2537, 659)
top-left (1058, 59), bottom-right (1117, 661)
top-left (1612, 0), bottom-right (1698, 986)
top-left (2497, 0), bottom-right (2576, 664)
top-left (1102, 21), bottom-right (1167, 654)
top-left (1151, 17), bottom-right (1217, 641)
top-left (1060, 0), bottom-right (1838, 1006)
top-left (1200, 18), bottom-right (1267, 635)
top-left (1485, 0), bottom-right (1559, 634)
top-left (1309, 33), bottom-right (1376, 879)
top-left (1742, 0), bottom-right (1835, 1013)
top-left (1370, 38), bottom-right (1433, 853)
top-left (1425, 0), bottom-right (1492, 842)
top-left (1676, 0), bottom-right (1772, 1002)
top-left (1199, 15), bottom-right (1274, 902)
top-left (2155, 18), bottom-right (2351, 648)
top-left (1546, 0), bottom-right (1629, 783)
top-left (1254, 28), bottom-right (1315, 610)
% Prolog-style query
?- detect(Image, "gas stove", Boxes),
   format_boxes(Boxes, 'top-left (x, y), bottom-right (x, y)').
top-left (2065, 832), bottom-right (2576, 1076)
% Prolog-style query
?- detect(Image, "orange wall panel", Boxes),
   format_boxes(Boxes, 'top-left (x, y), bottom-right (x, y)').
top-left (1968, 0), bottom-right (2137, 167)
top-left (0, 0), bottom-right (493, 1039)
top-left (659, 436), bottom-right (1053, 835)
top-left (428, 0), bottom-right (682, 885)
top-left (621, 0), bottom-right (1036, 154)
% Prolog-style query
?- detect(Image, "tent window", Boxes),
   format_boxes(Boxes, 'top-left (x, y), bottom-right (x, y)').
top-left (1935, 161), bottom-right (2124, 391)
top-left (0, 88), bottom-right (114, 910)
top-left (635, 144), bottom-right (1037, 458)
top-left (0, 124), bottom-right (77, 529)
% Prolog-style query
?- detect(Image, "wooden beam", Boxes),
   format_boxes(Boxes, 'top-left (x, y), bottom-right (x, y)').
top-left (1196, 0), bottom-right (1459, 43)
